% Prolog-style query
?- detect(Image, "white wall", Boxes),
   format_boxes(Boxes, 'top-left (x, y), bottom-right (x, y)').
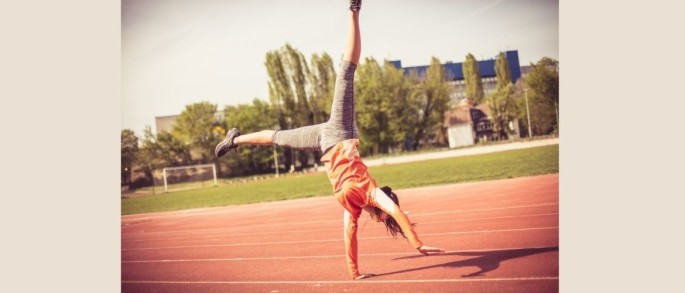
top-left (447, 124), bottom-right (475, 148)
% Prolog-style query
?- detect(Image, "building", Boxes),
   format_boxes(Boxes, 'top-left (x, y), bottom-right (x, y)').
top-left (442, 100), bottom-right (491, 148)
top-left (391, 50), bottom-right (523, 148)
top-left (154, 115), bottom-right (178, 134)
top-left (155, 111), bottom-right (225, 134)
top-left (390, 50), bottom-right (522, 104)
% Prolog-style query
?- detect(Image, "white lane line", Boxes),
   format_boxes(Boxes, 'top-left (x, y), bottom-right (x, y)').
top-left (121, 226), bottom-right (558, 251)
top-left (122, 276), bottom-right (559, 284)
top-left (122, 245), bottom-right (558, 263)
top-left (419, 213), bottom-right (558, 225)
top-left (122, 213), bottom-right (559, 244)
top-left (122, 203), bottom-right (558, 238)
top-left (409, 203), bottom-right (558, 217)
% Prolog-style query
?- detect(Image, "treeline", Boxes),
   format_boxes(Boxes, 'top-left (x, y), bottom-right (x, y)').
top-left (121, 44), bottom-right (559, 188)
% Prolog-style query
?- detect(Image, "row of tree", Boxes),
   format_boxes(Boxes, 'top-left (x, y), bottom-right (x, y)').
top-left (121, 44), bottom-right (559, 188)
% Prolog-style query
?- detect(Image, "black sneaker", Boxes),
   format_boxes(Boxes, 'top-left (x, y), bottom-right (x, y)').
top-left (350, 0), bottom-right (361, 12)
top-left (215, 128), bottom-right (241, 158)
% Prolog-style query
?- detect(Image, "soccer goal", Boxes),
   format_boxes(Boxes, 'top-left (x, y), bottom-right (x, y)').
top-left (162, 163), bottom-right (218, 193)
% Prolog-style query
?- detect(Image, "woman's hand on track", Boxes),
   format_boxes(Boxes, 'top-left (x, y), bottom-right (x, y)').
top-left (418, 245), bottom-right (445, 255)
top-left (354, 273), bottom-right (376, 280)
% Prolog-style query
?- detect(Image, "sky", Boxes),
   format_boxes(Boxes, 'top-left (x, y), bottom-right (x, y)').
top-left (122, 0), bottom-right (559, 135)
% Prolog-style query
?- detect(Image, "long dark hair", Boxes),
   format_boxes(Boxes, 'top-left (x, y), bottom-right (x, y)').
top-left (372, 186), bottom-right (408, 239)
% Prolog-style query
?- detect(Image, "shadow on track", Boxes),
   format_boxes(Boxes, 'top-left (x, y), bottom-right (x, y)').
top-left (376, 246), bottom-right (558, 278)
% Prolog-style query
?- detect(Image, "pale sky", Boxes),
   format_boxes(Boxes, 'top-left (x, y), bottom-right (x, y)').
top-left (122, 0), bottom-right (558, 135)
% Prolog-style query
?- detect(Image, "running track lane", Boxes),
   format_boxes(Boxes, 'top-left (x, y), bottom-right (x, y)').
top-left (122, 174), bottom-right (559, 292)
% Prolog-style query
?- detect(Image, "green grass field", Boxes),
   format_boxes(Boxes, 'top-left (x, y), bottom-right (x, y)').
top-left (122, 145), bottom-right (558, 215)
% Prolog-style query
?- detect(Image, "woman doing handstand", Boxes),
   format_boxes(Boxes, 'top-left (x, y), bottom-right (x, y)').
top-left (215, 0), bottom-right (445, 280)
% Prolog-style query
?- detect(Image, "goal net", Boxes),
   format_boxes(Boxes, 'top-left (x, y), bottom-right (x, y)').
top-left (162, 163), bottom-right (217, 193)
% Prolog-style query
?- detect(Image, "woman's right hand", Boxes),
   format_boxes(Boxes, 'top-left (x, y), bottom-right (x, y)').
top-left (417, 245), bottom-right (445, 255)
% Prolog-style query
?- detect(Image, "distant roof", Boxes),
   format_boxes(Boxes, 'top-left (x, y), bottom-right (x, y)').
top-left (391, 50), bottom-right (522, 83)
top-left (520, 65), bottom-right (533, 75)
top-left (443, 100), bottom-right (491, 127)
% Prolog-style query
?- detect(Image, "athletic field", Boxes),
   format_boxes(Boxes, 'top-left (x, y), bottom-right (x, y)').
top-left (122, 173), bottom-right (558, 292)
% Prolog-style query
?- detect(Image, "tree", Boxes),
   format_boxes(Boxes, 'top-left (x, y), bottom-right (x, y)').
top-left (525, 57), bottom-right (559, 133)
top-left (265, 49), bottom-right (295, 129)
top-left (486, 83), bottom-right (519, 139)
top-left (222, 99), bottom-right (279, 176)
top-left (141, 127), bottom-right (191, 167)
top-left (172, 101), bottom-right (222, 164)
top-left (406, 57), bottom-right (452, 150)
top-left (265, 44), bottom-right (313, 128)
top-left (521, 85), bottom-right (557, 136)
top-left (355, 58), bottom-right (411, 154)
top-left (382, 61), bottom-right (414, 152)
top-left (495, 52), bottom-right (512, 90)
top-left (485, 52), bottom-right (519, 139)
top-left (287, 45), bottom-right (312, 125)
top-left (463, 53), bottom-right (484, 105)
top-left (121, 129), bottom-right (139, 185)
top-left (307, 53), bottom-right (336, 124)
top-left (137, 126), bottom-right (192, 186)
top-left (423, 57), bottom-right (452, 145)
top-left (265, 44), bottom-right (313, 170)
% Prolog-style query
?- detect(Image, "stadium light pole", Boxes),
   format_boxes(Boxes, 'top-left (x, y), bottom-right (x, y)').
top-left (149, 163), bottom-right (155, 195)
top-left (287, 117), bottom-right (294, 173)
top-left (273, 146), bottom-right (279, 178)
top-left (273, 124), bottom-right (280, 178)
top-left (524, 87), bottom-right (533, 138)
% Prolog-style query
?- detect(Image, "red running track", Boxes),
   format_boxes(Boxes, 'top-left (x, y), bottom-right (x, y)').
top-left (122, 174), bottom-right (559, 292)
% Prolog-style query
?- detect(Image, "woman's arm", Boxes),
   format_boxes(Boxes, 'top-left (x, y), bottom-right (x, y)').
top-left (372, 188), bottom-right (445, 255)
top-left (343, 209), bottom-right (362, 279)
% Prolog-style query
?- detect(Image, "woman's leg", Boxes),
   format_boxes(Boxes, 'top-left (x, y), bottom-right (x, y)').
top-left (233, 124), bottom-right (324, 151)
top-left (320, 8), bottom-right (362, 152)
top-left (343, 10), bottom-right (361, 66)
top-left (234, 125), bottom-right (325, 150)
top-left (217, 4), bottom-right (363, 157)
top-left (270, 123), bottom-right (325, 152)
top-left (215, 123), bottom-right (325, 158)
top-left (233, 130), bottom-right (276, 146)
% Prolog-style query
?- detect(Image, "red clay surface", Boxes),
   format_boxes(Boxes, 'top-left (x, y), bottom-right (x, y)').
top-left (121, 174), bottom-right (559, 292)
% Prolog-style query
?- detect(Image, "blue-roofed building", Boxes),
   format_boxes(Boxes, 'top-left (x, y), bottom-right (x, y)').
top-left (391, 51), bottom-right (524, 148)
top-left (390, 50), bottom-right (522, 104)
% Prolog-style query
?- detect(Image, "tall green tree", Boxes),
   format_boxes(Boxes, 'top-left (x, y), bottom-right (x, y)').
top-left (512, 79), bottom-right (533, 137)
top-left (265, 49), bottom-right (294, 129)
top-left (265, 44), bottom-right (314, 170)
top-left (486, 83), bottom-right (519, 139)
top-left (172, 101), bottom-right (222, 164)
top-left (485, 52), bottom-right (519, 139)
top-left (463, 53), bottom-right (484, 105)
top-left (525, 57), bottom-right (559, 132)
top-left (382, 61), bottom-right (414, 152)
top-left (423, 57), bottom-right (452, 146)
top-left (355, 58), bottom-right (411, 154)
top-left (355, 57), bottom-right (383, 154)
top-left (121, 129), bottom-right (139, 185)
top-left (283, 44), bottom-right (312, 126)
top-left (307, 53), bottom-right (336, 124)
top-left (406, 57), bottom-right (452, 150)
top-left (525, 88), bottom-right (556, 136)
top-left (495, 52), bottom-right (512, 89)
top-left (265, 44), bottom-right (312, 129)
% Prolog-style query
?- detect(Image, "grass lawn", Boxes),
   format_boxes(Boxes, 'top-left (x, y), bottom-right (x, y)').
top-left (122, 144), bottom-right (558, 215)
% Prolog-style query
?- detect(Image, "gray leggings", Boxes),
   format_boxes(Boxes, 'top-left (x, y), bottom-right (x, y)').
top-left (272, 60), bottom-right (358, 152)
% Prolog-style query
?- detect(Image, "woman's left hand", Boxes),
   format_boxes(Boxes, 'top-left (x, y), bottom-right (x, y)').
top-left (354, 273), bottom-right (376, 280)
top-left (418, 245), bottom-right (445, 255)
